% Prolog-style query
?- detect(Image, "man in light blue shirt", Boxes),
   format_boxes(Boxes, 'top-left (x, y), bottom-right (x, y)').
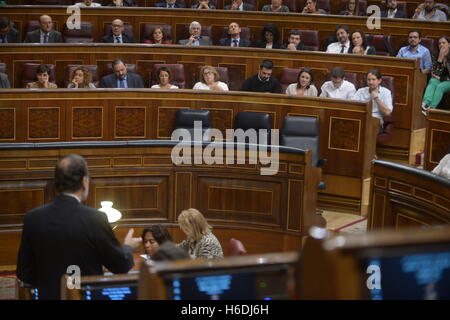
top-left (396, 30), bottom-right (432, 74)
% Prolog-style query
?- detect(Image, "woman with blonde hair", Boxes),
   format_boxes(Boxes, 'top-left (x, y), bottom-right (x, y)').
top-left (193, 65), bottom-right (229, 91)
top-left (67, 66), bottom-right (96, 88)
top-left (176, 208), bottom-right (224, 259)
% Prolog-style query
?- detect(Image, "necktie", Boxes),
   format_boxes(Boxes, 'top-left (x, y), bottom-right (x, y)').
top-left (119, 79), bottom-right (125, 88)
top-left (43, 34), bottom-right (48, 43)
top-left (233, 39), bottom-right (238, 47)
top-left (340, 44), bottom-right (345, 53)
top-left (115, 36), bottom-right (121, 43)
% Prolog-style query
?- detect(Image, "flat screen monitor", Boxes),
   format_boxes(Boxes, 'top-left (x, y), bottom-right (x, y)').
top-left (163, 264), bottom-right (292, 300)
top-left (359, 245), bottom-right (450, 300)
top-left (79, 281), bottom-right (138, 300)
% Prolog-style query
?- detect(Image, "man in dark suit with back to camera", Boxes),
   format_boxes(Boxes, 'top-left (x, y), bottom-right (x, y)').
top-left (381, 0), bottom-right (407, 18)
top-left (16, 154), bottom-right (142, 300)
top-left (224, 0), bottom-right (255, 10)
top-left (0, 17), bottom-right (20, 43)
top-left (102, 19), bottom-right (134, 43)
top-left (219, 22), bottom-right (251, 47)
top-left (23, 15), bottom-right (62, 43)
top-left (100, 58), bottom-right (144, 88)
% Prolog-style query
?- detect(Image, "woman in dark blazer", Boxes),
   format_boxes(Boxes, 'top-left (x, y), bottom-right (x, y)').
top-left (255, 23), bottom-right (281, 49)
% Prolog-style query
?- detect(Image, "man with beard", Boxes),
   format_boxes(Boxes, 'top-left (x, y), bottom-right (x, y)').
top-left (241, 59), bottom-right (281, 93)
top-left (396, 30), bottom-right (432, 74)
top-left (381, 0), bottom-right (407, 18)
top-left (326, 24), bottom-right (351, 54)
top-left (100, 59), bottom-right (144, 88)
top-left (16, 154), bottom-right (142, 299)
top-left (413, 0), bottom-right (447, 21)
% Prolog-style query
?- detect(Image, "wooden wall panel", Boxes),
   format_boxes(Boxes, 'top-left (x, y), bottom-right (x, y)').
top-left (0, 44), bottom-right (427, 162)
top-left (424, 110), bottom-right (450, 171)
top-left (368, 160), bottom-right (450, 230)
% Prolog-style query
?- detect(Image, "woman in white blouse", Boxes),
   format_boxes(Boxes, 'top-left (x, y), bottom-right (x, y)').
top-left (151, 66), bottom-right (179, 89)
top-left (286, 68), bottom-right (318, 96)
top-left (193, 66), bottom-right (229, 91)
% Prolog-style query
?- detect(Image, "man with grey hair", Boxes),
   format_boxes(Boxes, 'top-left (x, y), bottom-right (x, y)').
top-left (17, 154), bottom-right (142, 299)
top-left (178, 21), bottom-right (212, 46)
top-left (102, 19), bottom-right (134, 43)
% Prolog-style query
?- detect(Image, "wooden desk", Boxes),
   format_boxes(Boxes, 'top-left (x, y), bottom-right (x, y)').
top-left (0, 44), bottom-right (426, 163)
top-left (424, 109), bottom-right (450, 171)
top-left (2, 6), bottom-right (449, 52)
top-left (367, 159), bottom-right (450, 230)
top-left (0, 89), bottom-right (378, 214)
top-left (0, 140), bottom-right (320, 265)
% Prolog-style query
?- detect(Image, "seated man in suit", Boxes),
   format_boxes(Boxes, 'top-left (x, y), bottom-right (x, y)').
top-left (0, 72), bottom-right (10, 88)
top-left (281, 29), bottom-right (307, 51)
top-left (241, 59), bottom-right (281, 93)
top-left (155, 0), bottom-right (184, 8)
top-left (102, 19), bottom-right (134, 43)
top-left (381, 0), bottom-right (407, 18)
top-left (24, 15), bottom-right (62, 44)
top-left (178, 21), bottom-right (212, 46)
top-left (0, 17), bottom-right (20, 43)
top-left (100, 58), bottom-right (144, 88)
top-left (219, 22), bottom-right (250, 47)
top-left (224, 0), bottom-right (255, 11)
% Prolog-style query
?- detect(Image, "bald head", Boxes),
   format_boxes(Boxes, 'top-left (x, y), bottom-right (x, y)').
top-left (54, 154), bottom-right (89, 196)
top-left (111, 19), bottom-right (124, 36)
top-left (39, 15), bottom-right (53, 33)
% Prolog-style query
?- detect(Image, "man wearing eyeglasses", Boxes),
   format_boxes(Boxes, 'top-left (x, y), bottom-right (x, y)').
top-left (102, 19), bottom-right (134, 43)
top-left (396, 30), bottom-right (432, 74)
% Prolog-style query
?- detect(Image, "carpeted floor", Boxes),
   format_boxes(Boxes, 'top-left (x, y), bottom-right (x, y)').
top-left (0, 270), bottom-right (16, 300)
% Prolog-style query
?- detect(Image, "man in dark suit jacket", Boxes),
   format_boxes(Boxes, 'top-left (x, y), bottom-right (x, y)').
top-left (380, 0), bottom-right (407, 18)
top-left (0, 72), bottom-right (10, 88)
top-left (100, 58), bottom-right (144, 88)
top-left (23, 15), bottom-right (62, 43)
top-left (0, 17), bottom-right (20, 43)
top-left (280, 29), bottom-right (308, 51)
top-left (178, 21), bottom-right (212, 46)
top-left (219, 22), bottom-right (251, 47)
top-left (224, 0), bottom-right (255, 10)
top-left (102, 19), bottom-right (134, 43)
top-left (16, 154), bottom-right (141, 300)
top-left (155, 0), bottom-right (184, 8)
top-left (105, 0), bottom-right (136, 6)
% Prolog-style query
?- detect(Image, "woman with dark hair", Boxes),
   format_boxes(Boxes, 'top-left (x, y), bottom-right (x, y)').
top-left (338, 0), bottom-right (360, 16)
top-left (151, 66), bottom-right (179, 89)
top-left (144, 26), bottom-right (172, 44)
top-left (349, 30), bottom-right (376, 55)
top-left (421, 35), bottom-right (450, 115)
top-left (352, 69), bottom-right (393, 126)
top-left (67, 66), bottom-right (96, 88)
top-left (255, 23), bottom-right (281, 49)
top-left (285, 68), bottom-right (318, 96)
top-left (26, 64), bottom-right (57, 88)
top-left (141, 224), bottom-right (173, 259)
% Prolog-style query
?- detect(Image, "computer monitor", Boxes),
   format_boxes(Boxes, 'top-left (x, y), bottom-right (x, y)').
top-left (61, 272), bottom-right (139, 300)
top-left (141, 252), bottom-right (298, 300)
top-left (359, 244), bottom-right (450, 300)
top-left (298, 226), bottom-right (450, 300)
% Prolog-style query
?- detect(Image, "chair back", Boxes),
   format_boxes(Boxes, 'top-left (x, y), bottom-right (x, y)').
top-left (227, 238), bottom-right (247, 256)
top-left (234, 111), bottom-right (272, 145)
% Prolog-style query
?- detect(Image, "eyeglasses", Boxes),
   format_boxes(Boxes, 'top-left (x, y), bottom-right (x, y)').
top-left (204, 71), bottom-right (213, 75)
top-left (112, 24), bottom-right (124, 28)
